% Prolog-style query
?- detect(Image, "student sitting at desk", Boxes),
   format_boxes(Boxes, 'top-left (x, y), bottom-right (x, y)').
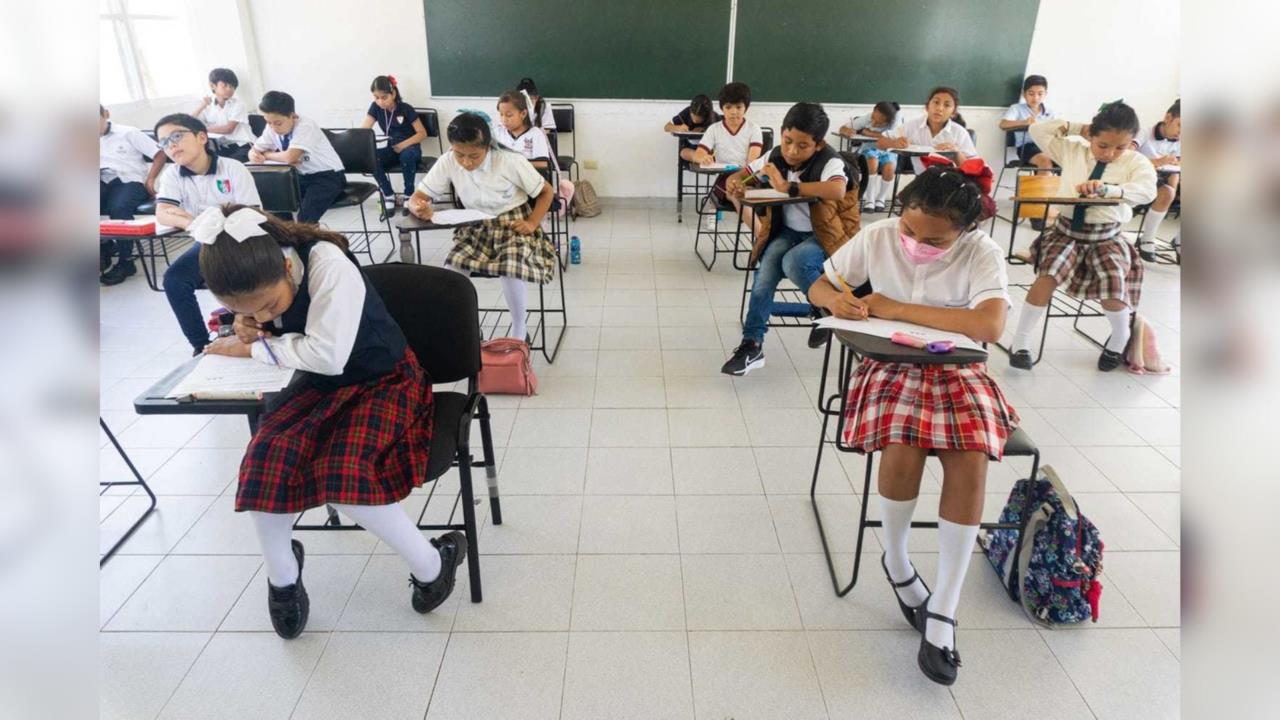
top-left (878, 87), bottom-right (978, 174)
top-left (840, 101), bottom-right (903, 213)
top-left (665, 94), bottom-right (720, 163)
top-left (192, 67), bottom-right (256, 162)
top-left (359, 74), bottom-right (427, 212)
top-left (99, 104), bottom-right (166, 286)
top-left (1134, 99), bottom-right (1181, 259)
top-left (1007, 100), bottom-right (1157, 372)
top-left (406, 112), bottom-right (556, 343)
top-left (807, 165), bottom-right (1014, 686)
top-left (720, 102), bottom-right (859, 376)
top-left (249, 90), bottom-right (346, 224)
top-left (998, 74), bottom-right (1056, 171)
top-left (153, 113), bottom-right (262, 355)
top-left (692, 81), bottom-right (765, 207)
top-left (516, 76), bottom-right (557, 133)
top-left (193, 205), bottom-right (466, 638)
top-left (495, 89), bottom-right (555, 168)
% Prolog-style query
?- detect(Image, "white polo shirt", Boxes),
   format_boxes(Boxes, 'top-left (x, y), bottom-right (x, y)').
top-left (198, 95), bottom-right (255, 145)
top-left (746, 153), bottom-right (847, 233)
top-left (100, 123), bottom-right (159, 184)
top-left (494, 124), bottom-right (555, 167)
top-left (1028, 119), bottom-right (1157, 225)
top-left (155, 154), bottom-right (262, 215)
top-left (884, 115), bottom-right (979, 173)
top-left (253, 115), bottom-right (345, 175)
top-left (697, 118), bottom-right (764, 166)
top-left (417, 146), bottom-right (548, 216)
top-left (824, 217), bottom-right (1010, 310)
top-left (1135, 122), bottom-right (1180, 161)
top-left (1001, 102), bottom-right (1056, 147)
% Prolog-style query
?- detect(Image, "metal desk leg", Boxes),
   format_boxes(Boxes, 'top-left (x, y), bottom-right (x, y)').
top-left (100, 418), bottom-right (158, 565)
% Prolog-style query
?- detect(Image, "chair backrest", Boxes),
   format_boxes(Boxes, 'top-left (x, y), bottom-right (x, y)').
top-left (322, 127), bottom-right (378, 174)
top-left (761, 126), bottom-right (775, 153)
top-left (837, 150), bottom-right (865, 195)
top-left (1014, 173), bottom-right (1059, 219)
top-left (551, 103), bottom-right (575, 157)
top-left (967, 128), bottom-right (977, 145)
top-left (248, 164), bottom-right (301, 216)
top-left (248, 113), bottom-right (266, 137)
top-left (415, 107), bottom-right (443, 155)
top-left (361, 263), bottom-right (481, 384)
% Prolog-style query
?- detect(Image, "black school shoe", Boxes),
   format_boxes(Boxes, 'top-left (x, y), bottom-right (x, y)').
top-left (410, 531), bottom-right (469, 614)
top-left (918, 610), bottom-right (962, 686)
top-left (721, 340), bottom-right (765, 376)
top-left (1009, 350), bottom-right (1034, 370)
top-left (99, 260), bottom-right (137, 286)
top-left (1137, 245), bottom-right (1157, 263)
top-left (881, 553), bottom-right (929, 631)
top-left (807, 308), bottom-right (831, 349)
top-left (267, 540), bottom-right (310, 639)
top-left (1097, 348), bottom-right (1124, 372)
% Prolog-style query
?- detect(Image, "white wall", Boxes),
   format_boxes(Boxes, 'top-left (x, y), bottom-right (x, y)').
top-left (106, 0), bottom-right (1180, 197)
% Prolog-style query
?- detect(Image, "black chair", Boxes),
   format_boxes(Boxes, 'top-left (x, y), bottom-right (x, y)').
top-left (536, 164), bottom-right (572, 272)
top-left (549, 104), bottom-right (578, 182)
top-left (323, 127), bottom-right (392, 264)
top-left (761, 126), bottom-right (775, 153)
top-left (994, 130), bottom-right (1062, 197)
top-left (248, 164), bottom-right (302, 220)
top-left (295, 263), bottom-right (501, 603)
top-left (248, 113), bottom-right (267, 137)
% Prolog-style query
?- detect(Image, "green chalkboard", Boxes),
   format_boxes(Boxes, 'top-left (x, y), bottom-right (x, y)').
top-left (732, 0), bottom-right (1040, 107)
top-left (425, 0), bottom-right (730, 99)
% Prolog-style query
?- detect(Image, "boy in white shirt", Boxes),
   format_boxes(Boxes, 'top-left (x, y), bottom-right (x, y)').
top-left (99, 105), bottom-right (166, 284)
top-left (193, 68), bottom-right (255, 161)
top-left (1134, 99), bottom-right (1181, 258)
top-left (879, 87), bottom-right (978, 175)
top-left (998, 75), bottom-right (1056, 170)
top-left (249, 91), bottom-right (346, 224)
top-left (692, 82), bottom-right (764, 168)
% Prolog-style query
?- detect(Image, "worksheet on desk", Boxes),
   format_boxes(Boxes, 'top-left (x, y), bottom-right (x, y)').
top-left (743, 188), bottom-right (789, 200)
top-left (814, 316), bottom-right (983, 351)
top-left (166, 354), bottom-right (295, 398)
top-left (430, 209), bottom-right (496, 226)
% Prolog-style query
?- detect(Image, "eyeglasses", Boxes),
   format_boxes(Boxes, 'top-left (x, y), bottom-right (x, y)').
top-left (158, 130), bottom-right (192, 150)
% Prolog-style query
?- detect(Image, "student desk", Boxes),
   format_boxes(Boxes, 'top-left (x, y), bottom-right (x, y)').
top-left (689, 164), bottom-right (749, 271)
top-left (808, 328), bottom-right (1038, 597)
top-left (830, 132), bottom-right (877, 153)
top-left (393, 212), bottom-right (487, 265)
top-left (733, 193), bottom-right (819, 327)
top-left (100, 417), bottom-right (158, 565)
top-left (100, 219), bottom-right (187, 292)
top-left (671, 131), bottom-right (705, 223)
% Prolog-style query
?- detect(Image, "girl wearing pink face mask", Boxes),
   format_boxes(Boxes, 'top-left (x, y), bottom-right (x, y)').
top-left (807, 164), bottom-right (1015, 687)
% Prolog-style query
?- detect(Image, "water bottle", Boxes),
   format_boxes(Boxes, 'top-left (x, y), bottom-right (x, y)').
top-left (570, 235), bottom-right (581, 265)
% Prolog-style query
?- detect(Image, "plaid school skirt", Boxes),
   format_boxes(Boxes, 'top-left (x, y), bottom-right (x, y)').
top-left (1031, 217), bottom-right (1144, 307)
top-left (446, 204), bottom-right (557, 284)
top-left (235, 349), bottom-right (434, 514)
top-left (843, 359), bottom-right (1020, 460)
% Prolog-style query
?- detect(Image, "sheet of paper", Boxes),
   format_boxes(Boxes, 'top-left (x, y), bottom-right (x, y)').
top-left (814, 315), bottom-right (984, 352)
top-left (901, 144), bottom-right (943, 154)
top-left (430, 209), bottom-right (496, 226)
top-left (743, 188), bottom-right (789, 200)
top-left (699, 162), bottom-right (736, 171)
top-left (166, 354), bottom-right (295, 399)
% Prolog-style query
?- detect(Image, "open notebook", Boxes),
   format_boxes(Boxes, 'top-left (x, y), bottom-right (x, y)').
top-left (814, 316), bottom-right (983, 352)
top-left (165, 354), bottom-right (295, 400)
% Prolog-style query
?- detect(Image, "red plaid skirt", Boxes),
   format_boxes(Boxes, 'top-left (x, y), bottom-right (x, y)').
top-left (1031, 218), bottom-right (1144, 307)
top-left (842, 359), bottom-right (1019, 460)
top-left (236, 349), bottom-right (434, 514)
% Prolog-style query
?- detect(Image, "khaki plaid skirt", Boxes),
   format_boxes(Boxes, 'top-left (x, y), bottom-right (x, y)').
top-left (446, 204), bottom-right (557, 284)
top-left (1031, 217), bottom-right (1144, 308)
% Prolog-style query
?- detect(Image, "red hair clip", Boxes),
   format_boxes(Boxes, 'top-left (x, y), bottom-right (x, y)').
top-left (387, 74), bottom-right (397, 86)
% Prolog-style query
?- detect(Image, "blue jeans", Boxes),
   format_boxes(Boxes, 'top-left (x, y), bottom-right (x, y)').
top-left (374, 144), bottom-right (422, 197)
top-left (742, 227), bottom-right (826, 343)
top-left (164, 245), bottom-right (209, 351)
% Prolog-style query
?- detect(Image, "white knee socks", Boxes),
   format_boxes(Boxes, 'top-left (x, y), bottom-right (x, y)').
top-left (1104, 307), bottom-right (1132, 353)
top-left (864, 176), bottom-right (882, 207)
top-left (879, 177), bottom-right (895, 204)
top-left (500, 276), bottom-right (529, 340)
top-left (925, 518), bottom-right (979, 650)
top-left (880, 496), bottom-right (929, 607)
top-left (331, 502), bottom-right (442, 582)
top-left (1138, 209), bottom-right (1166, 249)
top-left (1010, 302), bottom-right (1048, 354)
top-left (249, 511), bottom-right (299, 587)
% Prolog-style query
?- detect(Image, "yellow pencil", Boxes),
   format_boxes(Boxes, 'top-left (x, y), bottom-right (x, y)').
top-left (831, 272), bottom-right (868, 319)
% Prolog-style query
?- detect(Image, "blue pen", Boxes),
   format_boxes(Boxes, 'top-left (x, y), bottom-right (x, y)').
top-left (259, 336), bottom-right (281, 366)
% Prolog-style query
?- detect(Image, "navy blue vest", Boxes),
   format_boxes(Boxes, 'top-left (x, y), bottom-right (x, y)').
top-left (274, 241), bottom-right (407, 390)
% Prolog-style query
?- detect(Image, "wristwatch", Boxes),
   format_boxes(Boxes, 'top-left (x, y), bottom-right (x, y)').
top-left (788, 181), bottom-right (800, 198)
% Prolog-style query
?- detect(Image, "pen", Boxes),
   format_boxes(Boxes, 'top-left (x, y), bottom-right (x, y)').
top-left (259, 336), bottom-right (280, 367)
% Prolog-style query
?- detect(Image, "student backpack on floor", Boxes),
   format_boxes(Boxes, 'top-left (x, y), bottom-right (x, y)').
top-left (571, 180), bottom-right (602, 218)
top-left (980, 465), bottom-right (1104, 627)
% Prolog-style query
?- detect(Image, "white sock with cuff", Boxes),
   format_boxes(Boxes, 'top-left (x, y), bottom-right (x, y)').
top-left (925, 518), bottom-right (979, 650)
top-left (879, 495), bottom-right (929, 607)
top-left (864, 176), bottom-right (881, 206)
top-left (1010, 302), bottom-right (1048, 354)
top-left (1138, 209), bottom-right (1166, 249)
top-left (1103, 307), bottom-right (1132, 353)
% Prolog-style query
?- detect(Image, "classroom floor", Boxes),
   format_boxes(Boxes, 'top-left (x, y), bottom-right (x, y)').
top-left (99, 195), bottom-right (1181, 720)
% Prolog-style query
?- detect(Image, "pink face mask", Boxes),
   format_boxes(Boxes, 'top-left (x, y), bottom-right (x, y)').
top-left (899, 233), bottom-right (951, 265)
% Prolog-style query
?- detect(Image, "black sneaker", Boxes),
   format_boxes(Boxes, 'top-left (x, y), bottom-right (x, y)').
top-left (1097, 348), bottom-right (1124, 372)
top-left (410, 531), bottom-right (469, 614)
top-left (721, 340), bottom-right (765, 376)
top-left (267, 540), bottom-right (309, 639)
top-left (1009, 350), bottom-right (1034, 370)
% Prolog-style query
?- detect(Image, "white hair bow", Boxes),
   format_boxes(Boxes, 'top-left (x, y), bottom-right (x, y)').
top-left (188, 206), bottom-right (269, 245)
top-left (519, 89), bottom-right (536, 114)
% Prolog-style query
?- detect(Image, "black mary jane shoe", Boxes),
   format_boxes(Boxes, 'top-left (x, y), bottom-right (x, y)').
top-left (1009, 350), bottom-right (1034, 370)
top-left (1097, 348), bottom-right (1124, 372)
top-left (410, 531), bottom-right (469, 614)
top-left (1138, 246), bottom-right (1157, 263)
top-left (881, 553), bottom-right (929, 631)
top-left (267, 539), bottom-right (309, 639)
top-left (917, 610), bottom-right (962, 686)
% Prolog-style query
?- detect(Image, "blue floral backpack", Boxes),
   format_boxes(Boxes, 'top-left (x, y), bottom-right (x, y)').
top-left (981, 465), bottom-right (1104, 627)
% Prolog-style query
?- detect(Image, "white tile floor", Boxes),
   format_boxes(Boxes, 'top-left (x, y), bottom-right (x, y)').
top-left (100, 195), bottom-right (1180, 719)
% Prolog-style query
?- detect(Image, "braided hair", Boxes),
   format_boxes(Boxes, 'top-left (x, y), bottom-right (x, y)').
top-left (897, 165), bottom-right (991, 229)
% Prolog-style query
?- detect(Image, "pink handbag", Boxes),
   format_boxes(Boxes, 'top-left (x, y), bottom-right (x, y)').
top-left (1124, 313), bottom-right (1171, 374)
top-left (478, 339), bottom-right (539, 395)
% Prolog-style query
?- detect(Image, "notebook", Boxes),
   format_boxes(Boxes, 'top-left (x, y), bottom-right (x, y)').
top-left (165, 354), bottom-right (295, 400)
top-left (814, 315), bottom-right (983, 352)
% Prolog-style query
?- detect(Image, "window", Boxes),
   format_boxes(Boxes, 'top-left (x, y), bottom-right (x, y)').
top-left (99, 0), bottom-right (201, 104)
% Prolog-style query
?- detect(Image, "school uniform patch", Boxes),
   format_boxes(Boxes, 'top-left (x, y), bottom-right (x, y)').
top-left (216, 179), bottom-right (232, 194)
